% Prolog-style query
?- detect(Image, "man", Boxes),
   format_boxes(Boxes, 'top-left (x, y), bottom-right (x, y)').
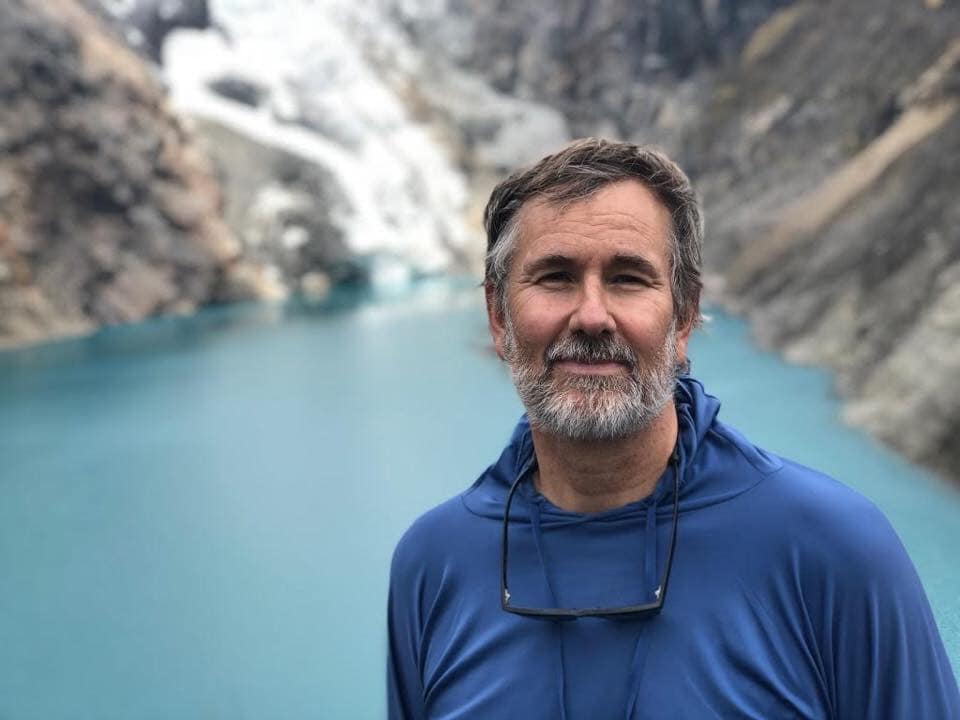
top-left (387, 138), bottom-right (960, 718)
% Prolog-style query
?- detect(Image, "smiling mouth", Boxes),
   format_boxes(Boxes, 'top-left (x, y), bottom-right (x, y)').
top-left (552, 359), bottom-right (628, 376)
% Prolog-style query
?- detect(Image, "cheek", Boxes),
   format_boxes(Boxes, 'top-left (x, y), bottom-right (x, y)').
top-left (510, 315), bottom-right (564, 356)
top-left (511, 290), bottom-right (573, 334)
top-left (619, 315), bottom-right (676, 352)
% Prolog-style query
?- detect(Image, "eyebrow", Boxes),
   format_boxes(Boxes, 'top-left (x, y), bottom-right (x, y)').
top-left (521, 253), bottom-right (662, 278)
top-left (521, 254), bottom-right (573, 277)
top-left (610, 254), bottom-right (662, 278)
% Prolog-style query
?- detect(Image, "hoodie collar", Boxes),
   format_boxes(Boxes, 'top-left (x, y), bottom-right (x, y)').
top-left (460, 376), bottom-right (768, 522)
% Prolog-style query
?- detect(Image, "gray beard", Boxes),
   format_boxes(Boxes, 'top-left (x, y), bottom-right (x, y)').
top-left (502, 319), bottom-right (679, 441)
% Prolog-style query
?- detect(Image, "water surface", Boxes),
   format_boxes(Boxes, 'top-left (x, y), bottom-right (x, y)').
top-left (1, 281), bottom-right (957, 718)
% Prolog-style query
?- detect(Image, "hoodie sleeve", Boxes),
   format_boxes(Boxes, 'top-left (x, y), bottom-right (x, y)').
top-left (817, 502), bottom-right (960, 718)
top-left (387, 531), bottom-right (427, 720)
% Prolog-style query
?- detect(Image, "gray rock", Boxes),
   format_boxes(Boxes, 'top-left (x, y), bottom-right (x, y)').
top-left (0, 0), bottom-right (273, 349)
top-left (190, 116), bottom-right (367, 288)
top-left (108, 0), bottom-right (212, 63)
top-left (207, 75), bottom-right (268, 108)
top-left (678, 1), bottom-right (960, 482)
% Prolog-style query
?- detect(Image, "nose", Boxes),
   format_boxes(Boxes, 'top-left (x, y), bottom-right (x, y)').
top-left (568, 278), bottom-right (616, 337)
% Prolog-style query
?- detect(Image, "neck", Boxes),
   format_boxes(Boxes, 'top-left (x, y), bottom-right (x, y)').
top-left (530, 403), bottom-right (678, 513)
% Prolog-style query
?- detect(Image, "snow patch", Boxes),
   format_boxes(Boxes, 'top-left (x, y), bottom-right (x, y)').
top-left (162, 0), bottom-right (472, 276)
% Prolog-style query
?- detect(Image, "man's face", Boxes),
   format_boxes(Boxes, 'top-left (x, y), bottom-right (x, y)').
top-left (487, 180), bottom-right (691, 440)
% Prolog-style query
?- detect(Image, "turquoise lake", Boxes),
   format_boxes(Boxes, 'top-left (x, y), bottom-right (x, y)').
top-left (1, 280), bottom-right (958, 718)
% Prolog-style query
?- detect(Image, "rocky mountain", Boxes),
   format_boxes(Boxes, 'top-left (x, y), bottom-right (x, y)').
top-left (391, 0), bottom-right (792, 138)
top-left (155, 0), bottom-right (484, 288)
top-left (682, 1), bottom-right (960, 482)
top-left (0, 0), bottom-right (279, 349)
top-left (387, 0), bottom-right (960, 483)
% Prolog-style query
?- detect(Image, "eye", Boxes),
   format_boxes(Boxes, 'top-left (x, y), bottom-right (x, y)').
top-left (611, 274), bottom-right (650, 286)
top-left (536, 271), bottom-right (573, 285)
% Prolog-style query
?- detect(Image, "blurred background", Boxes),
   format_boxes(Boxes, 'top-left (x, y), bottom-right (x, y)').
top-left (0, 0), bottom-right (958, 717)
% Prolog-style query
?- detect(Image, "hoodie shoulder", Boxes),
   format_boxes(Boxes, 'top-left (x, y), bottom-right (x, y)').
top-left (392, 420), bottom-right (528, 578)
top-left (732, 449), bottom-right (920, 600)
top-left (698, 414), bottom-right (903, 568)
top-left (392, 492), bottom-right (474, 572)
top-left (764, 455), bottom-right (900, 554)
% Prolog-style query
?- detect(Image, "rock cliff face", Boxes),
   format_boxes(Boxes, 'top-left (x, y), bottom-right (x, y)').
top-left (392, 0), bottom-right (791, 138)
top-left (390, 0), bottom-right (960, 482)
top-left (681, 1), bottom-right (960, 481)
top-left (0, 0), bottom-right (276, 349)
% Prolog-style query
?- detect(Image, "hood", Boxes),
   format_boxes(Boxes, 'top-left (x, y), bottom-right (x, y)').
top-left (461, 376), bottom-right (779, 523)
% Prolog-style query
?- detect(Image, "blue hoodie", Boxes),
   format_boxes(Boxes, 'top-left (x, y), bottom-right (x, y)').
top-left (387, 378), bottom-right (960, 719)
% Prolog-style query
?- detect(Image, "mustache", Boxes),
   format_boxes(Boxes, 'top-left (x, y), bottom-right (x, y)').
top-left (544, 333), bottom-right (638, 368)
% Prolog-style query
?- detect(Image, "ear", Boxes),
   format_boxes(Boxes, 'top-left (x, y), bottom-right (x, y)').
top-left (485, 282), bottom-right (507, 361)
top-left (673, 311), bottom-right (695, 370)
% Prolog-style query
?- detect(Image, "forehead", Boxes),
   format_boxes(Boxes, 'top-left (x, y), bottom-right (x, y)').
top-left (514, 180), bottom-right (673, 267)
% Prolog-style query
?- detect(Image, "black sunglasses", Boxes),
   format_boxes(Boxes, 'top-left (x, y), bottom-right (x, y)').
top-left (500, 451), bottom-right (680, 620)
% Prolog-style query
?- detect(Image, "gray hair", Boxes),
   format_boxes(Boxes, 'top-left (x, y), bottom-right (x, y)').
top-left (483, 138), bottom-right (704, 329)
